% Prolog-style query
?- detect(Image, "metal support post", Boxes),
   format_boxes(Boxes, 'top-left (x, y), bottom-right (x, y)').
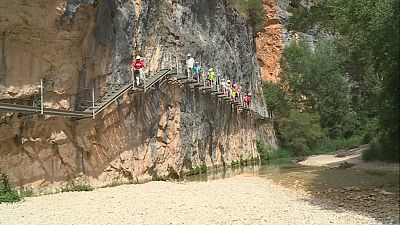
top-left (132, 69), bottom-right (135, 90)
top-left (176, 57), bottom-right (179, 75)
top-left (170, 53), bottom-right (173, 69)
top-left (92, 88), bottom-right (95, 118)
top-left (144, 72), bottom-right (147, 92)
top-left (40, 79), bottom-right (44, 115)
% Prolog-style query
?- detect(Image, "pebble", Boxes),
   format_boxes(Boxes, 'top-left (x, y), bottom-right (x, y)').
top-left (0, 176), bottom-right (383, 225)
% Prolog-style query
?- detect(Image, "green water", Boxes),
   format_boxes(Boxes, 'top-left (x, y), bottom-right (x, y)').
top-left (184, 160), bottom-right (399, 194)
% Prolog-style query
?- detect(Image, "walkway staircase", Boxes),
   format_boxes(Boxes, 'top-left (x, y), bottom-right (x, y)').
top-left (0, 102), bottom-right (91, 117)
top-left (0, 68), bottom-right (272, 120)
top-left (84, 68), bottom-right (171, 117)
top-left (0, 68), bottom-right (171, 118)
top-left (167, 74), bottom-right (271, 120)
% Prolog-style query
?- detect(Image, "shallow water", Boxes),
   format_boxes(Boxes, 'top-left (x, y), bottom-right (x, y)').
top-left (184, 159), bottom-right (399, 224)
top-left (185, 160), bottom-right (399, 192)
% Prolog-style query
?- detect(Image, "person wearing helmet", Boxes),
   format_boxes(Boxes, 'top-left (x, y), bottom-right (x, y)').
top-left (243, 92), bottom-right (248, 107)
top-left (207, 68), bottom-right (215, 87)
top-left (226, 80), bottom-right (231, 97)
top-left (232, 84), bottom-right (238, 100)
top-left (247, 93), bottom-right (252, 108)
top-left (186, 54), bottom-right (195, 78)
top-left (193, 62), bottom-right (202, 81)
top-left (220, 77), bottom-right (226, 93)
top-left (131, 55), bottom-right (146, 87)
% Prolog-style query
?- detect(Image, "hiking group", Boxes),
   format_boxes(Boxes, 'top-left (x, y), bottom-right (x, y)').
top-left (129, 53), bottom-right (252, 108)
top-left (185, 53), bottom-right (252, 108)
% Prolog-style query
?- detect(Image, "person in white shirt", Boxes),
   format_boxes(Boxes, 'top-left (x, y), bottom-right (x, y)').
top-left (220, 77), bottom-right (226, 93)
top-left (186, 54), bottom-right (195, 78)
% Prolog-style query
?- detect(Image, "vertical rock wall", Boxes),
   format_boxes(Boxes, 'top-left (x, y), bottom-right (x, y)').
top-left (0, 0), bottom-right (277, 189)
top-left (256, 0), bottom-right (284, 82)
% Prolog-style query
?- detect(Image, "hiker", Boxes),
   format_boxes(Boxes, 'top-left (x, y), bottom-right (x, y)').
top-left (238, 85), bottom-right (242, 102)
top-left (208, 68), bottom-right (215, 87)
top-left (132, 56), bottom-right (146, 87)
top-left (243, 93), bottom-right (249, 107)
top-left (247, 93), bottom-right (252, 108)
top-left (220, 77), bottom-right (226, 93)
top-left (226, 80), bottom-right (231, 97)
top-left (232, 84), bottom-right (238, 100)
top-left (186, 54), bottom-right (195, 78)
top-left (216, 73), bottom-right (221, 90)
top-left (193, 62), bottom-right (202, 80)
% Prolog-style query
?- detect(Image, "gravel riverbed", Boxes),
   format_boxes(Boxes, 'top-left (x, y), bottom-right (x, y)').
top-left (0, 175), bottom-right (382, 225)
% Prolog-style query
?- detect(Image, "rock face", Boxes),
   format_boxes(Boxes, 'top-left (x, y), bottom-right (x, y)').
top-left (256, 0), bottom-right (284, 82)
top-left (276, 0), bottom-right (319, 50)
top-left (0, 0), bottom-right (276, 189)
top-left (256, 0), bottom-right (323, 83)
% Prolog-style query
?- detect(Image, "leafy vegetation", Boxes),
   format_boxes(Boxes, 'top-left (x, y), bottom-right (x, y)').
top-left (256, 141), bottom-right (269, 161)
top-left (151, 170), bottom-right (168, 181)
top-left (280, 110), bottom-right (325, 156)
top-left (61, 183), bottom-right (94, 193)
top-left (263, 40), bottom-right (381, 158)
top-left (0, 171), bottom-right (21, 203)
top-left (230, 0), bottom-right (266, 33)
top-left (263, 0), bottom-right (399, 162)
top-left (185, 164), bottom-right (207, 176)
top-left (256, 141), bottom-right (293, 161)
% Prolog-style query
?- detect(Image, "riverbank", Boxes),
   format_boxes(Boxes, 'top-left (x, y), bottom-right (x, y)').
top-left (0, 175), bottom-right (381, 225)
top-left (263, 146), bottom-right (399, 224)
top-left (298, 145), bottom-right (400, 173)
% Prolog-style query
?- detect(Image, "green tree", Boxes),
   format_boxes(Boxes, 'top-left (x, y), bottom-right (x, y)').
top-left (281, 40), bottom-right (351, 137)
top-left (280, 110), bottom-right (325, 156)
top-left (286, 0), bottom-right (399, 161)
top-left (262, 82), bottom-right (291, 117)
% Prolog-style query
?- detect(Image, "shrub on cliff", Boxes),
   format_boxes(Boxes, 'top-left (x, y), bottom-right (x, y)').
top-left (0, 171), bottom-right (21, 203)
top-left (230, 0), bottom-right (266, 34)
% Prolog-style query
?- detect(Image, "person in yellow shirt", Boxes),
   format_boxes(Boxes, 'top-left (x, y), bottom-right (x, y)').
top-left (208, 68), bottom-right (215, 87)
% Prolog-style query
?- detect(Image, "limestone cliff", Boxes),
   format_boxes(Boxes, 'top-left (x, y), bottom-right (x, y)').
top-left (0, 0), bottom-right (276, 189)
top-left (256, 0), bottom-right (283, 83)
top-left (256, 0), bottom-right (320, 82)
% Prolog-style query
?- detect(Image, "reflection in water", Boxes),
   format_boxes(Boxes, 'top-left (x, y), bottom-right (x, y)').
top-left (182, 159), bottom-right (399, 224)
top-left (183, 160), bottom-right (305, 182)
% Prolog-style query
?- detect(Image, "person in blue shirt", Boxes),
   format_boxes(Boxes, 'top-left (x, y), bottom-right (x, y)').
top-left (193, 62), bottom-right (202, 80)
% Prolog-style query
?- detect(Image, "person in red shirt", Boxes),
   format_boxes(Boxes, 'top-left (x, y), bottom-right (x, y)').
top-left (247, 93), bottom-right (252, 108)
top-left (243, 93), bottom-right (249, 107)
top-left (131, 55), bottom-right (146, 87)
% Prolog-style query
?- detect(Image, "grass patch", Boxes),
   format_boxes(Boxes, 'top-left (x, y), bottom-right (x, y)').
top-left (101, 180), bottom-right (125, 188)
top-left (231, 160), bottom-right (239, 167)
top-left (151, 170), bottom-right (168, 181)
top-left (61, 183), bottom-right (94, 193)
top-left (268, 148), bottom-right (293, 160)
top-left (365, 169), bottom-right (387, 176)
top-left (186, 164), bottom-right (208, 176)
top-left (257, 140), bottom-right (293, 162)
top-left (20, 188), bottom-right (34, 198)
top-left (312, 136), bottom-right (364, 155)
top-left (256, 141), bottom-right (269, 161)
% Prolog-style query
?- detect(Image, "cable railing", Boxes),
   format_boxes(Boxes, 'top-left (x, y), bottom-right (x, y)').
top-left (0, 52), bottom-right (273, 120)
top-left (171, 55), bottom-right (274, 120)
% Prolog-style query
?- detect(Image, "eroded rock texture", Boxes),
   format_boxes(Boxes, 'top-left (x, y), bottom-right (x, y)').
top-left (256, 0), bottom-right (283, 82)
top-left (0, 0), bottom-right (276, 189)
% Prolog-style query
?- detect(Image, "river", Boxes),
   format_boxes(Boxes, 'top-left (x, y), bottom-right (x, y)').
top-left (185, 160), bottom-right (400, 224)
